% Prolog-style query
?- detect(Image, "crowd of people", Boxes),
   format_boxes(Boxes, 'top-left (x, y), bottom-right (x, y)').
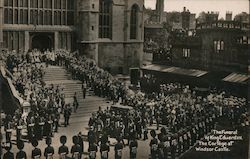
top-left (1, 49), bottom-right (75, 145)
top-left (0, 48), bottom-right (249, 159)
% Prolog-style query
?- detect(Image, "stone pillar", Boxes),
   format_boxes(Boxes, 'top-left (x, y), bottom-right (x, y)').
top-left (24, 31), bottom-right (30, 52)
top-left (54, 31), bottom-right (58, 50)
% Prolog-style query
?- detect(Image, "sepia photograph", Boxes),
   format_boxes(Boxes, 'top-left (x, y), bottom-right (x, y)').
top-left (0, 0), bottom-right (249, 158)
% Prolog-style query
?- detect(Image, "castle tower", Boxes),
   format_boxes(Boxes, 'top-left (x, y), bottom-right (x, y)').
top-left (226, 11), bottom-right (233, 21)
top-left (77, 0), bottom-right (99, 62)
top-left (156, 0), bottom-right (164, 23)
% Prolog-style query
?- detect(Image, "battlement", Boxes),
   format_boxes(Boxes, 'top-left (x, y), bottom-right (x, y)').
top-left (196, 21), bottom-right (249, 31)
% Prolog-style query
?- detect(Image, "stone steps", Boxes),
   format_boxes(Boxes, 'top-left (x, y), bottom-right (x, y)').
top-left (43, 67), bottom-right (83, 100)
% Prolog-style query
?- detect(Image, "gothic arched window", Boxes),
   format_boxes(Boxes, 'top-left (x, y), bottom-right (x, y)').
top-left (99, 0), bottom-right (112, 39)
top-left (130, 4), bottom-right (139, 39)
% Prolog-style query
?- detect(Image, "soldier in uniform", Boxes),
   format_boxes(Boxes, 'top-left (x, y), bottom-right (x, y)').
top-left (31, 139), bottom-right (42, 159)
top-left (73, 92), bottom-right (78, 112)
top-left (95, 117), bottom-right (103, 144)
top-left (114, 137), bottom-right (124, 159)
top-left (171, 134), bottom-right (178, 159)
top-left (82, 81), bottom-right (87, 99)
top-left (58, 135), bottom-right (69, 159)
top-left (77, 132), bottom-right (84, 159)
top-left (54, 110), bottom-right (60, 133)
top-left (38, 116), bottom-right (45, 140)
top-left (27, 115), bottom-right (35, 141)
top-left (164, 134), bottom-right (172, 159)
top-left (100, 137), bottom-right (110, 159)
top-left (70, 136), bottom-right (81, 159)
top-left (149, 130), bottom-right (158, 159)
top-left (44, 137), bottom-right (54, 159)
top-left (88, 142), bottom-right (98, 159)
top-left (88, 126), bottom-right (97, 145)
top-left (64, 104), bottom-right (71, 127)
top-left (128, 121), bottom-right (136, 145)
top-left (129, 136), bottom-right (138, 159)
top-left (16, 140), bottom-right (27, 159)
top-left (3, 142), bottom-right (14, 159)
top-left (16, 117), bottom-right (23, 142)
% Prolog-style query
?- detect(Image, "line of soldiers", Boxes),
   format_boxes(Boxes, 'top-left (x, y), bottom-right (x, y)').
top-left (2, 133), bottom-right (84, 159)
top-left (149, 114), bottom-right (216, 159)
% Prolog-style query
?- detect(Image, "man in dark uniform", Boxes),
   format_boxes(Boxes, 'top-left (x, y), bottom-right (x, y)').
top-left (31, 139), bottom-right (42, 159)
top-left (64, 105), bottom-right (71, 127)
top-left (58, 135), bottom-right (69, 158)
top-left (16, 140), bottom-right (27, 159)
top-left (16, 118), bottom-right (23, 141)
top-left (38, 116), bottom-right (45, 140)
top-left (129, 136), bottom-right (138, 159)
top-left (78, 132), bottom-right (84, 159)
top-left (82, 81), bottom-right (87, 99)
top-left (71, 136), bottom-right (81, 159)
top-left (3, 142), bottom-right (14, 159)
top-left (115, 137), bottom-right (124, 159)
top-left (27, 116), bottom-right (35, 141)
top-left (100, 137), bottom-right (110, 159)
top-left (54, 110), bottom-right (60, 133)
top-left (150, 130), bottom-right (158, 159)
top-left (164, 134), bottom-right (172, 159)
top-left (44, 137), bottom-right (54, 159)
top-left (88, 126), bottom-right (96, 145)
top-left (88, 142), bottom-right (98, 159)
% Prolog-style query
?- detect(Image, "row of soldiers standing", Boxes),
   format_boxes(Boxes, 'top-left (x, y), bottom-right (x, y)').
top-left (149, 114), bottom-right (216, 159)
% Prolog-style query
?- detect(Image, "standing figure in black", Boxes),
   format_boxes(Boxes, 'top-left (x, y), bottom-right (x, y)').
top-left (64, 104), bottom-right (71, 127)
top-left (78, 132), bottom-right (84, 159)
top-left (129, 136), bottom-right (138, 159)
top-left (44, 137), bottom-right (54, 159)
top-left (114, 137), bottom-right (124, 159)
top-left (100, 137), bottom-right (110, 159)
top-left (3, 143), bottom-right (14, 159)
top-left (16, 140), bottom-right (27, 159)
top-left (58, 135), bottom-right (69, 159)
top-left (88, 142), bottom-right (98, 159)
top-left (82, 81), bottom-right (87, 99)
top-left (88, 126), bottom-right (96, 145)
top-left (73, 92), bottom-right (79, 112)
top-left (31, 139), bottom-right (42, 159)
top-left (70, 136), bottom-right (81, 159)
top-left (150, 130), bottom-right (158, 159)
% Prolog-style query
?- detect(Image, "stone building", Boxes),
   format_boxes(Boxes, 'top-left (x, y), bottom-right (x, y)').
top-left (0, 0), bottom-right (144, 74)
top-left (169, 20), bottom-right (249, 73)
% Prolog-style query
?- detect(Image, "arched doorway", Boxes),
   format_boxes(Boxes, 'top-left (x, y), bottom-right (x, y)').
top-left (31, 34), bottom-right (53, 51)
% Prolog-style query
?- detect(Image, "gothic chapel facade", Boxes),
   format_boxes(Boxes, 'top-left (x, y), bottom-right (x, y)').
top-left (0, 0), bottom-right (144, 74)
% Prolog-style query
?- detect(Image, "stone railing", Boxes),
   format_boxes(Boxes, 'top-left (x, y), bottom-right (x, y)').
top-left (0, 65), bottom-right (30, 114)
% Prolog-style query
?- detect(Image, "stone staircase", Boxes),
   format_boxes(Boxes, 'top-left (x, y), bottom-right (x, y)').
top-left (43, 65), bottom-right (108, 126)
top-left (43, 66), bottom-right (84, 103)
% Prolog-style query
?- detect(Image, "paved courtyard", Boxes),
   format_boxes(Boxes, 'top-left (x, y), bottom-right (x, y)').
top-left (1, 94), bottom-right (154, 159)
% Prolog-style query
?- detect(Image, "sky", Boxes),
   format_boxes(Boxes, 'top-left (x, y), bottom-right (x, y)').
top-left (144, 0), bottom-right (249, 18)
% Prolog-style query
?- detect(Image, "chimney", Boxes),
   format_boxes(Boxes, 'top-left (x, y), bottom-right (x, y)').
top-left (226, 11), bottom-right (232, 21)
